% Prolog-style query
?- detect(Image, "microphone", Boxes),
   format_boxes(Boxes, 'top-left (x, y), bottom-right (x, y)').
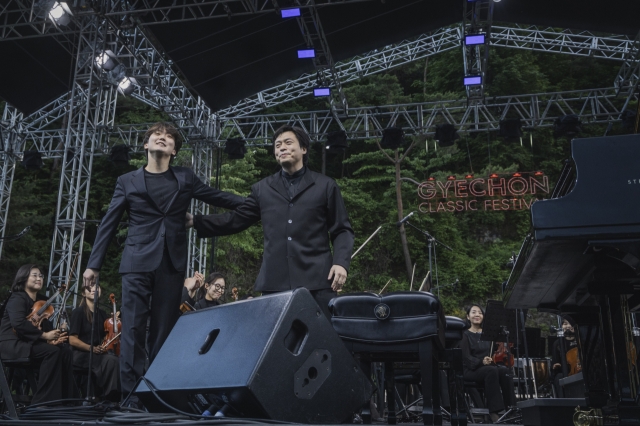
top-left (396, 211), bottom-right (415, 227)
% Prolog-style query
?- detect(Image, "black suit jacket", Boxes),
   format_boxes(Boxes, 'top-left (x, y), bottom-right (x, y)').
top-left (87, 166), bottom-right (244, 273)
top-left (0, 292), bottom-right (49, 359)
top-left (193, 169), bottom-right (354, 292)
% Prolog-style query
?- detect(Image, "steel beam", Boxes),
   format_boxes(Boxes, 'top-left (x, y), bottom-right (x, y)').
top-left (187, 143), bottom-right (212, 277)
top-left (0, 104), bottom-right (22, 260)
top-left (462, 0), bottom-right (493, 101)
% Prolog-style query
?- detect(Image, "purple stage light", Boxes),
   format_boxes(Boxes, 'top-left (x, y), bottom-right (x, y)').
top-left (297, 49), bottom-right (316, 59)
top-left (313, 87), bottom-right (331, 97)
top-left (281, 8), bottom-right (301, 18)
top-left (465, 34), bottom-right (485, 46)
top-left (464, 75), bottom-right (482, 86)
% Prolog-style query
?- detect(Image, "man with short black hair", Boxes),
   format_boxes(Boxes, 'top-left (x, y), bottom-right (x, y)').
top-left (83, 122), bottom-right (244, 402)
top-left (186, 125), bottom-right (354, 318)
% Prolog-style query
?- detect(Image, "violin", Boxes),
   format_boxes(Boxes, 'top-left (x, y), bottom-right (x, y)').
top-left (492, 342), bottom-right (515, 368)
top-left (27, 285), bottom-right (65, 328)
top-left (179, 301), bottom-right (194, 313)
top-left (101, 293), bottom-right (121, 355)
top-left (232, 287), bottom-right (238, 301)
top-left (566, 346), bottom-right (582, 376)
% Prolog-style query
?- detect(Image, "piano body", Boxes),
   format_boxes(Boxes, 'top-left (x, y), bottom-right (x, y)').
top-left (505, 134), bottom-right (640, 423)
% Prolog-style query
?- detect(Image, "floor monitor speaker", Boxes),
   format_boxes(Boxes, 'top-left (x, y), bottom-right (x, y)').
top-left (135, 288), bottom-right (372, 423)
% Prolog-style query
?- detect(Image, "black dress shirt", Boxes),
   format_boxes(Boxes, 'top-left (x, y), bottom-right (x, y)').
top-left (281, 166), bottom-right (306, 199)
top-left (460, 329), bottom-right (492, 372)
top-left (69, 306), bottom-right (108, 347)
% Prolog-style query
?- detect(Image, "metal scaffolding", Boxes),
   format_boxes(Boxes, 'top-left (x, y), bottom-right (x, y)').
top-left (462, 0), bottom-right (493, 100)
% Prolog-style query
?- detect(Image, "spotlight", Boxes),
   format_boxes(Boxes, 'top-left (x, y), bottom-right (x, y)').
top-left (281, 8), bottom-right (301, 18)
top-left (48, 1), bottom-right (72, 26)
top-left (553, 114), bottom-right (581, 137)
top-left (447, 175), bottom-right (456, 181)
top-left (117, 77), bottom-right (137, 96)
top-left (109, 145), bottom-right (131, 165)
top-left (434, 124), bottom-right (459, 147)
top-left (22, 151), bottom-right (43, 170)
top-left (621, 109), bottom-right (637, 133)
top-left (489, 173), bottom-right (499, 179)
top-left (313, 87), bottom-right (331, 97)
top-left (463, 75), bottom-right (482, 86)
top-left (225, 138), bottom-right (247, 160)
top-left (534, 171), bottom-right (544, 176)
top-left (465, 174), bottom-right (474, 179)
top-left (465, 34), bottom-right (486, 46)
top-left (297, 49), bottom-right (316, 59)
top-left (380, 127), bottom-right (404, 149)
top-left (95, 50), bottom-right (117, 71)
top-left (499, 118), bottom-right (523, 139)
top-left (427, 177), bottom-right (435, 181)
top-left (512, 172), bottom-right (522, 177)
top-left (326, 130), bottom-right (348, 151)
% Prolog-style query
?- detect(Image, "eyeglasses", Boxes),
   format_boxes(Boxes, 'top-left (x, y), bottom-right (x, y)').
top-left (30, 273), bottom-right (45, 279)
top-left (211, 284), bottom-right (225, 292)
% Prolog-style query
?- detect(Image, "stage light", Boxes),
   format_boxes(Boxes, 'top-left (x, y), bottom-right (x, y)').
top-left (117, 77), bottom-right (137, 96)
top-left (534, 171), bottom-right (544, 176)
top-left (297, 49), bottom-right (315, 59)
top-left (110, 145), bottom-right (131, 165)
top-left (22, 151), bottom-right (43, 170)
top-left (281, 8), bottom-right (301, 18)
top-left (489, 173), bottom-right (499, 179)
top-left (447, 175), bottom-right (456, 181)
top-left (512, 172), bottom-right (522, 177)
top-left (499, 118), bottom-right (523, 139)
top-left (464, 75), bottom-right (482, 86)
top-left (554, 114), bottom-right (581, 137)
top-left (225, 138), bottom-right (247, 160)
top-left (465, 34), bottom-right (485, 46)
top-left (326, 130), bottom-right (348, 151)
top-left (427, 177), bottom-right (435, 181)
top-left (95, 50), bottom-right (117, 71)
top-left (621, 109), bottom-right (637, 132)
top-left (380, 127), bottom-right (404, 149)
top-left (48, 1), bottom-right (72, 26)
top-left (434, 123), bottom-right (460, 147)
top-left (465, 174), bottom-right (474, 179)
top-left (313, 87), bottom-right (331, 97)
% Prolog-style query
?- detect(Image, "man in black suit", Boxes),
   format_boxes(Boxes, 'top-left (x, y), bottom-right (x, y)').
top-left (82, 122), bottom-right (243, 399)
top-left (187, 125), bottom-right (354, 317)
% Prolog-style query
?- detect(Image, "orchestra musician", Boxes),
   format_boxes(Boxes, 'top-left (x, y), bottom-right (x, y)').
top-left (551, 318), bottom-right (581, 398)
top-left (460, 304), bottom-right (516, 423)
top-left (82, 122), bottom-right (244, 405)
top-left (193, 272), bottom-right (226, 309)
top-left (0, 264), bottom-right (77, 404)
top-left (69, 284), bottom-right (120, 401)
top-left (186, 125), bottom-right (354, 318)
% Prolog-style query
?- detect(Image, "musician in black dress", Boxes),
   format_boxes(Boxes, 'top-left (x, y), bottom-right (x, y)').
top-left (193, 272), bottom-right (226, 310)
top-left (551, 318), bottom-right (580, 397)
top-left (0, 264), bottom-right (76, 404)
top-left (69, 284), bottom-right (120, 401)
top-left (460, 304), bottom-right (516, 423)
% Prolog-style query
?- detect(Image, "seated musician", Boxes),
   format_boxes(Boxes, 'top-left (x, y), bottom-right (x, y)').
top-left (181, 271), bottom-right (205, 311)
top-left (0, 264), bottom-right (77, 404)
top-left (193, 272), bottom-right (226, 309)
top-left (460, 304), bottom-right (516, 423)
top-left (69, 284), bottom-right (120, 401)
top-left (551, 318), bottom-right (580, 398)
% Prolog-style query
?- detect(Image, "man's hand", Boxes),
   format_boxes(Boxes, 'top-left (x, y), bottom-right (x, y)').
top-left (185, 212), bottom-right (194, 229)
top-left (83, 268), bottom-right (99, 288)
top-left (328, 265), bottom-right (347, 292)
top-left (184, 271), bottom-right (204, 297)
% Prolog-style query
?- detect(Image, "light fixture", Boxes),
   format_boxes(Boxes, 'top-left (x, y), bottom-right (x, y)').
top-left (512, 172), bottom-right (522, 177)
top-left (534, 171), bottom-right (544, 176)
top-left (554, 114), bottom-right (581, 137)
top-left (465, 34), bottom-right (486, 46)
top-left (225, 138), bottom-right (247, 160)
top-left (313, 87), bottom-right (331, 97)
top-left (489, 173), bottom-right (499, 179)
top-left (22, 151), bottom-right (43, 170)
top-left (281, 8), bottom-right (301, 18)
top-left (465, 174), bottom-right (474, 179)
top-left (447, 175), bottom-right (456, 181)
top-left (380, 127), bottom-right (404, 149)
top-left (297, 49), bottom-right (316, 59)
top-left (95, 50), bottom-right (117, 71)
top-left (117, 77), bottom-right (137, 96)
top-left (48, 1), bottom-right (72, 26)
top-left (499, 118), bottom-right (523, 139)
top-left (326, 131), bottom-right (348, 151)
top-left (434, 123), bottom-right (460, 147)
top-left (427, 177), bottom-right (435, 181)
top-left (463, 75), bottom-right (482, 86)
top-left (109, 145), bottom-right (131, 165)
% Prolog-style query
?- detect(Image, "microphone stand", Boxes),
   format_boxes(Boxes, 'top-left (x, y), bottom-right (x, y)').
top-left (403, 220), bottom-right (453, 296)
top-left (86, 276), bottom-right (100, 402)
top-left (351, 224), bottom-right (386, 259)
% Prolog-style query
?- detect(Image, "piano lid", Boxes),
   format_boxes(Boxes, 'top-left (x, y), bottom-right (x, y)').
top-left (505, 134), bottom-right (640, 310)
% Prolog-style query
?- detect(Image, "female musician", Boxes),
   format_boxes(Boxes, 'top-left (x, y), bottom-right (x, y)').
top-left (69, 284), bottom-right (120, 401)
top-left (551, 318), bottom-right (580, 397)
top-left (193, 272), bottom-right (226, 310)
top-left (460, 304), bottom-right (516, 423)
top-left (0, 264), bottom-right (77, 404)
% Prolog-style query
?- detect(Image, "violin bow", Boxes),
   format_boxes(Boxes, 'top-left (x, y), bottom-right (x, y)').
top-left (55, 253), bottom-right (79, 328)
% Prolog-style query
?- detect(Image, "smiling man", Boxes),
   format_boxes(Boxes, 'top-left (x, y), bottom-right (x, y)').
top-left (186, 125), bottom-right (354, 318)
top-left (83, 122), bottom-right (243, 403)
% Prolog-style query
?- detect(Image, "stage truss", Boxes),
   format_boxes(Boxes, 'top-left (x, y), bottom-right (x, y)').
top-left (1, 0), bottom-right (639, 307)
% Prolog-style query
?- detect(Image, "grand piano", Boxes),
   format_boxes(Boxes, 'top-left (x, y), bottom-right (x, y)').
top-left (504, 134), bottom-right (640, 424)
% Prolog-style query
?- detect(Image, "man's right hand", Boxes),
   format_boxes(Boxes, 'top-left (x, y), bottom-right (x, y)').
top-left (185, 212), bottom-right (194, 229)
top-left (83, 268), bottom-right (99, 288)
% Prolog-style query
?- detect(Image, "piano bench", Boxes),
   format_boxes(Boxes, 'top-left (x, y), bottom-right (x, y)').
top-left (329, 291), bottom-right (445, 426)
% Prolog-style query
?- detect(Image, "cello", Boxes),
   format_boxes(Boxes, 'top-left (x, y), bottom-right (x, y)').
top-left (101, 293), bottom-right (121, 356)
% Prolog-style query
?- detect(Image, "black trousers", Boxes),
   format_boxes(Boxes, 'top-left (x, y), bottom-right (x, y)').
top-left (120, 249), bottom-right (184, 395)
top-left (73, 351), bottom-right (120, 399)
top-left (463, 365), bottom-right (515, 413)
top-left (30, 341), bottom-right (77, 405)
top-left (262, 288), bottom-right (337, 319)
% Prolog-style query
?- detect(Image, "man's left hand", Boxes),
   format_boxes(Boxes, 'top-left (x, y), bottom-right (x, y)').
top-left (328, 265), bottom-right (347, 292)
top-left (185, 212), bottom-right (194, 229)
